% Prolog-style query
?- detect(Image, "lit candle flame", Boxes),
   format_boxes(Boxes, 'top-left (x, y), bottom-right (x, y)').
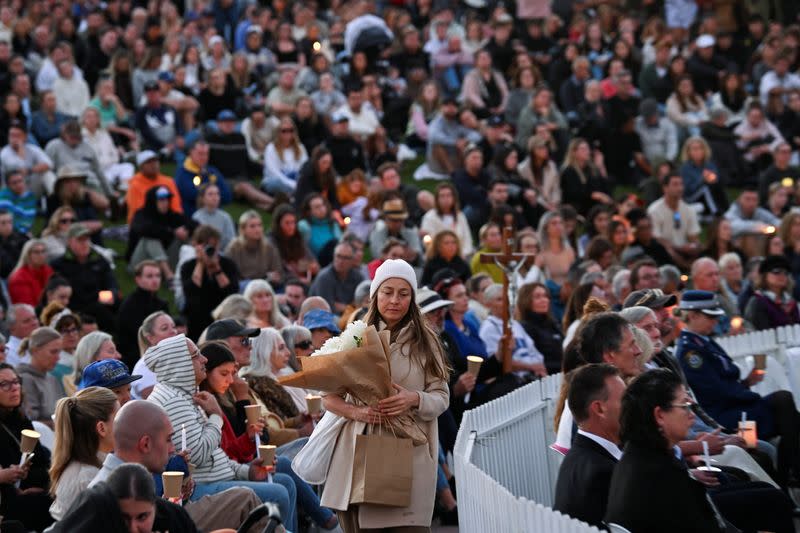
top-left (343, 216), bottom-right (351, 225)
top-left (423, 235), bottom-right (432, 245)
top-left (731, 316), bottom-right (743, 329)
top-left (764, 225), bottom-right (776, 234)
top-left (782, 178), bottom-right (794, 188)
top-left (313, 41), bottom-right (321, 52)
top-left (680, 274), bottom-right (688, 283)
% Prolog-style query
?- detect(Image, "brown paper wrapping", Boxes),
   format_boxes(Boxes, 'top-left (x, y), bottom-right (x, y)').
top-left (278, 326), bottom-right (427, 445)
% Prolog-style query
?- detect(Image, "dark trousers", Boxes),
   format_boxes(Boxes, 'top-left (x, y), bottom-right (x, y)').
top-left (711, 481), bottom-right (795, 533)
top-left (765, 390), bottom-right (800, 485)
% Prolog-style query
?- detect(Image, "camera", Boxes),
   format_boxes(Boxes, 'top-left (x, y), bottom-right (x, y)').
top-left (204, 245), bottom-right (216, 257)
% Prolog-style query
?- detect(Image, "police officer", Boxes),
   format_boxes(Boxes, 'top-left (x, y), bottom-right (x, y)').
top-left (676, 289), bottom-right (800, 486)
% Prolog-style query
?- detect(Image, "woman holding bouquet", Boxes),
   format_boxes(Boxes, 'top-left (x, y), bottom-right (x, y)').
top-left (322, 259), bottom-right (450, 532)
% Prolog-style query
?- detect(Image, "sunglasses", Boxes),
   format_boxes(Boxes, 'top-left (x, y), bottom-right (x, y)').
top-left (769, 268), bottom-right (788, 275)
top-left (280, 128), bottom-right (294, 133)
top-left (672, 211), bottom-right (681, 230)
top-left (240, 337), bottom-right (252, 347)
top-left (60, 327), bottom-right (80, 335)
top-left (59, 218), bottom-right (76, 224)
top-left (295, 340), bottom-right (313, 350)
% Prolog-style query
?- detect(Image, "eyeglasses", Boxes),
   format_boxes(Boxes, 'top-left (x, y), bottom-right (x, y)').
top-left (0, 378), bottom-right (21, 391)
top-left (280, 128), bottom-right (294, 133)
top-left (189, 349), bottom-right (201, 359)
top-left (239, 337), bottom-right (252, 347)
top-left (60, 327), bottom-right (79, 335)
top-left (295, 340), bottom-right (313, 350)
top-left (668, 401), bottom-right (695, 412)
top-left (59, 218), bottom-right (76, 224)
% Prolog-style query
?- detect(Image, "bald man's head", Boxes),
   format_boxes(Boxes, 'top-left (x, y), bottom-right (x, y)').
top-left (691, 257), bottom-right (720, 292)
top-left (113, 400), bottom-right (174, 473)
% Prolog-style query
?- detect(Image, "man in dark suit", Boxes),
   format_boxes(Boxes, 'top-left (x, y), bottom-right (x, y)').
top-left (553, 364), bottom-right (626, 528)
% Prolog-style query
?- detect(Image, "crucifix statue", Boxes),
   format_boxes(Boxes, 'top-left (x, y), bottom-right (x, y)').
top-left (479, 226), bottom-right (532, 375)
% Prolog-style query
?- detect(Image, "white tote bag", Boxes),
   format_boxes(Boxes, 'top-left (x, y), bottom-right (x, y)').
top-left (291, 410), bottom-right (347, 484)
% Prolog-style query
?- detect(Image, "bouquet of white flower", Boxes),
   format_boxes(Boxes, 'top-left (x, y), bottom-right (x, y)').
top-left (279, 322), bottom-right (426, 445)
top-left (312, 320), bottom-right (367, 356)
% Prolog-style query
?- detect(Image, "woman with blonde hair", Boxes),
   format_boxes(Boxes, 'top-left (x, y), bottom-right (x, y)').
top-left (40, 303), bottom-right (82, 385)
top-left (262, 117), bottom-right (309, 195)
top-left (48, 386), bottom-right (119, 520)
top-left (16, 327), bottom-right (64, 426)
top-left (240, 328), bottom-right (314, 442)
top-left (244, 279), bottom-right (290, 329)
top-left (224, 210), bottom-right (284, 284)
top-left (537, 211), bottom-right (577, 287)
top-left (67, 332), bottom-right (121, 396)
top-left (560, 137), bottom-right (612, 214)
top-left (679, 135), bottom-right (727, 217)
top-left (8, 239), bottom-right (53, 306)
top-left (40, 206), bottom-right (77, 261)
top-left (322, 259), bottom-right (449, 531)
top-left (211, 294), bottom-right (253, 323)
top-left (131, 311), bottom-right (177, 400)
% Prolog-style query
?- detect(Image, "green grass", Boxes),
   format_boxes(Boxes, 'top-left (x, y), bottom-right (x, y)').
top-left (79, 157), bottom-right (430, 311)
top-left (61, 155), bottom-right (735, 311)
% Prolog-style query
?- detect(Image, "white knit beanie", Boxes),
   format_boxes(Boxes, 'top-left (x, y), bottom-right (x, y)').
top-left (370, 259), bottom-right (417, 298)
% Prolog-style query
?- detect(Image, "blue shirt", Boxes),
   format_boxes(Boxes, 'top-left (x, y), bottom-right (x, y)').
top-left (0, 188), bottom-right (36, 234)
top-left (444, 314), bottom-right (487, 360)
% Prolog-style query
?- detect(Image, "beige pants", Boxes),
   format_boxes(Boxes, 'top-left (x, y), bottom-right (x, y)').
top-left (186, 487), bottom-right (271, 531)
top-left (337, 507), bottom-right (430, 533)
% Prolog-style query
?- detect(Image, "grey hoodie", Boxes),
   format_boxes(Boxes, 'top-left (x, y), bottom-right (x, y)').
top-left (145, 334), bottom-right (249, 483)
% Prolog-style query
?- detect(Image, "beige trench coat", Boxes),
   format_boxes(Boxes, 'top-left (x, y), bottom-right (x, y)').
top-left (320, 324), bottom-right (450, 528)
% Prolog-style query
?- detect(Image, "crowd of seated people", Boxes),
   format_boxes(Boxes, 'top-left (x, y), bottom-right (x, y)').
top-left (1, 1), bottom-right (800, 532)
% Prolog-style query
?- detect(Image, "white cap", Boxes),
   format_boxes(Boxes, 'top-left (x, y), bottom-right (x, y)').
top-left (209, 35), bottom-right (224, 47)
top-left (696, 34), bottom-right (715, 48)
top-left (370, 259), bottom-right (417, 298)
top-left (136, 150), bottom-right (158, 166)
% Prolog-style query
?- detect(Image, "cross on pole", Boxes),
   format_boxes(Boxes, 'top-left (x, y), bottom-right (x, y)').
top-left (480, 226), bottom-right (530, 375)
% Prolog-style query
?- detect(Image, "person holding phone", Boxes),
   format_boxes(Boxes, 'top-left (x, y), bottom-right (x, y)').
top-left (180, 225), bottom-right (240, 340)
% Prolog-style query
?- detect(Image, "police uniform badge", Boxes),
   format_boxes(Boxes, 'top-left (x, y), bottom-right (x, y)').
top-left (684, 351), bottom-right (702, 369)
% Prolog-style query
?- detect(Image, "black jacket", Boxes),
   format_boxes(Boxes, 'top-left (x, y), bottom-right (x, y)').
top-left (126, 186), bottom-right (197, 262)
top-left (116, 287), bottom-right (168, 370)
top-left (50, 249), bottom-right (118, 314)
top-left (0, 230), bottom-right (28, 279)
top-left (519, 311), bottom-right (563, 374)
top-left (605, 441), bottom-right (724, 533)
top-left (701, 121), bottom-right (747, 187)
top-left (553, 433), bottom-right (618, 528)
top-left (0, 408), bottom-right (53, 531)
top-left (294, 160), bottom-right (341, 211)
top-left (207, 130), bottom-right (252, 180)
top-left (324, 134), bottom-right (366, 177)
top-left (420, 255), bottom-right (471, 288)
top-left (180, 256), bottom-right (239, 341)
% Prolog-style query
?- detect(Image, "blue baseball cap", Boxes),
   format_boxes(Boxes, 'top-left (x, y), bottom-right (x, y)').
top-left (302, 309), bottom-right (341, 334)
top-left (217, 109), bottom-right (237, 121)
top-left (79, 359), bottom-right (142, 390)
top-left (158, 71), bottom-right (175, 82)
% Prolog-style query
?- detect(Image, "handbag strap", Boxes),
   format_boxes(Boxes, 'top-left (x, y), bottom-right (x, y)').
top-left (0, 421), bottom-right (21, 449)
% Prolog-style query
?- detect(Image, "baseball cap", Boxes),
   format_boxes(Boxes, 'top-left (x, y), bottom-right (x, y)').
top-left (143, 80), bottom-right (159, 92)
top-left (623, 288), bottom-right (678, 310)
top-left (205, 319), bottom-right (260, 341)
top-left (158, 71), bottom-right (175, 82)
top-left (217, 109), bottom-right (237, 121)
top-left (79, 359), bottom-right (142, 390)
top-left (136, 150), bottom-right (158, 166)
top-left (696, 34), bottom-right (715, 48)
top-left (331, 111), bottom-right (349, 123)
top-left (67, 223), bottom-right (91, 239)
top-left (155, 186), bottom-right (172, 199)
top-left (302, 309), bottom-right (341, 334)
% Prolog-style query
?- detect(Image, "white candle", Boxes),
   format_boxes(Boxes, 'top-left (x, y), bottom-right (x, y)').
top-left (181, 424), bottom-right (187, 452)
top-left (255, 433), bottom-right (261, 451)
top-left (702, 441), bottom-right (711, 469)
top-left (741, 411), bottom-right (747, 424)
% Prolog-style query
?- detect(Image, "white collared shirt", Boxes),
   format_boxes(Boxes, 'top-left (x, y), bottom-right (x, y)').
top-left (577, 429), bottom-right (623, 461)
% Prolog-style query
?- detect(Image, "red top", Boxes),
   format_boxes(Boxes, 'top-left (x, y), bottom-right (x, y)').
top-left (219, 411), bottom-right (256, 463)
top-left (8, 264), bottom-right (54, 306)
